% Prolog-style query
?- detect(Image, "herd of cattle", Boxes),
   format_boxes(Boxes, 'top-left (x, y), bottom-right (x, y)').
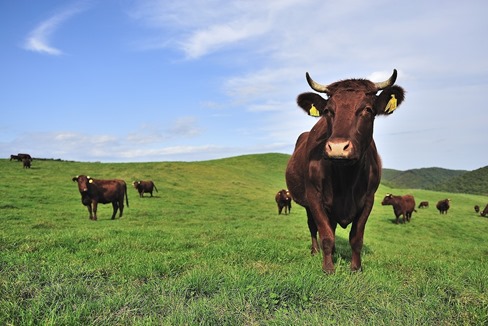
top-left (9, 70), bottom-right (487, 274)
top-left (10, 153), bottom-right (32, 168)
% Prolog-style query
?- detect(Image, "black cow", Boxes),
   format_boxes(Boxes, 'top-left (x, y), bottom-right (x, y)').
top-left (275, 189), bottom-right (292, 215)
top-left (286, 69), bottom-right (405, 273)
top-left (436, 199), bottom-right (451, 214)
top-left (72, 175), bottom-right (129, 220)
top-left (22, 158), bottom-right (31, 169)
top-left (132, 180), bottom-right (158, 197)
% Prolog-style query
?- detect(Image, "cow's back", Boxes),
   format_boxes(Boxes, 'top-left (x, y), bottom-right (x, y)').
top-left (403, 195), bottom-right (416, 212)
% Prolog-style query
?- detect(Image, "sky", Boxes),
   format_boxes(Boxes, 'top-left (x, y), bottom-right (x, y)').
top-left (1, 0), bottom-right (487, 171)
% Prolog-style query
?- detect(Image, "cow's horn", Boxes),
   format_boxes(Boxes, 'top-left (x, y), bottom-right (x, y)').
top-left (374, 69), bottom-right (397, 90)
top-left (306, 72), bottom-right (330, 94)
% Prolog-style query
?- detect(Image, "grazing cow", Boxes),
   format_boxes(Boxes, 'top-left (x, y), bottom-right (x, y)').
top-left (10, 154), bottom-right (19, 161)
top-left (474, 205), bottom-right (480, 213)
top-left (22, 158), bottom-right (31, 169)
top-left (275, 189), bottom-right (292, 215)
top-left (381, 194), bottom-right (416, 224)
top-left (480, 204), bottom-right (488, 217)
top-left (286, 69), bottom-right (405, 273)
top-left (17, 153), bottom-right (32, 161)
top-left (132, 180), bottom-right (158, 197)
top-left (418, 201), bottom-right (429, 208)
top-left (436, 199), bottom-right (451, 214)
top-left (72, 175), bottom-right (129, 220)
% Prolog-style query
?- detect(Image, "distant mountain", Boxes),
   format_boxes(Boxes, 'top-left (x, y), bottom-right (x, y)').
top-left (382, 166), bottom-right (488, 196)
top-left (381, 167), bottom-right (467, 190)
top-left (431, 166), bottom-right (488, 195)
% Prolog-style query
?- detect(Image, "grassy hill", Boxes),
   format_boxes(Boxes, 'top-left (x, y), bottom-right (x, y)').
top-left (1, 154), bottom-right (487, 325)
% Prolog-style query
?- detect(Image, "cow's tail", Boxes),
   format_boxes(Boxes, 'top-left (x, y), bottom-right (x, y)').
top-left (124, 183), bottom-right (129, 207)
top-left (154, 183), bottom-right (158, 193)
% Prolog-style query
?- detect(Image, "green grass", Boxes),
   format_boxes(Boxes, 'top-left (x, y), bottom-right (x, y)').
top-left (1, 155), bottom-right (487, 325)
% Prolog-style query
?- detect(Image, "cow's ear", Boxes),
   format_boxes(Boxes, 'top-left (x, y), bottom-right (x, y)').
top-left (72, 176), bottom-right (78, 182)
top-left (297, 92), bottom-right (328, 117)
top-left (375, 86), bottom-right (405, 116)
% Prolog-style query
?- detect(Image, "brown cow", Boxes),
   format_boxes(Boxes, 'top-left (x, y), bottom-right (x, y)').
top-left (474, 205), bottom-right (480, 213)
top-left (132, 180), bottom-right (158, 197)
top-left (275, 189), bottom-right (292, 215)
top-left (418, 201), bottom-right (429, 208)
top-left (480, 204), bottom-right (488, 217)
top-left (381, 194), bottom-right (416, 224)
top-left (436, 199), bottom-right (451, 214)
top-left (72, 175), bottom-right (129, 220)
top-left (286, 69), bottom-right (405, 273)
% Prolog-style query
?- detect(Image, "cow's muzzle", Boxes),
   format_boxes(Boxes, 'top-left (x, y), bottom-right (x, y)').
top-left (325, 139), bottom-right (353, 159)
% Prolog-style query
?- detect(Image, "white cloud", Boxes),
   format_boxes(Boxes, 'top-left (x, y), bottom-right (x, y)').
top-left (23, 4), bottom-right (87, 55)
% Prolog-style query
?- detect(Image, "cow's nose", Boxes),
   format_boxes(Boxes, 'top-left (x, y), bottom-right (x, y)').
top-left (326, 139), bottom-right (352, 158)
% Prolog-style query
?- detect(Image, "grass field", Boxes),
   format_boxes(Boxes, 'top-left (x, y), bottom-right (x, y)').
top-left (1, 154), bottom-right (487, 325)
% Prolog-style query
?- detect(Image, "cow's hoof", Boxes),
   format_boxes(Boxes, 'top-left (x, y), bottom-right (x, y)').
top-left (310, 247), bottom-right (319, 255)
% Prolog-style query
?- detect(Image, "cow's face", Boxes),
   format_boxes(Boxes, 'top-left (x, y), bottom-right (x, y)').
top-left (381, 194), bottom-right (394, 205)
top-left (297, 70), bottom-right (405, 163)
top-left (132, 181), bottom-right (141, 189)
top-left (72, 175), bottom-right (92, 192)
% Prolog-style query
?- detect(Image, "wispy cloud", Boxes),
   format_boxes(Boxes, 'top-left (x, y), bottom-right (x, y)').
top-left (23, 3), bottom-right (87, 55)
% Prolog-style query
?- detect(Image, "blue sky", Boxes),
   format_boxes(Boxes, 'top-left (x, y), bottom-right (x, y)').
top-left (1, 0), bottom-right (487, 170)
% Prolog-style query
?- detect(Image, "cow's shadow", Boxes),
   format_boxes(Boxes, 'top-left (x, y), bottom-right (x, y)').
top-left (332, 236), bottom-right (371, 261)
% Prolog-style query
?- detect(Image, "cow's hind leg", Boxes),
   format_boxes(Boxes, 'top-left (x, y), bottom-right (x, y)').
top-left (306, 208), bottom-right (320, 255)
top-left (111, 202), bottom-right (119, 220)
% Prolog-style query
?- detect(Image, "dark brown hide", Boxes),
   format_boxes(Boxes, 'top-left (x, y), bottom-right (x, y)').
top-left (286, 69), bottom-right (405, 273)
top-left (381, 194), bottom-right (416, 224)
top-left (132, 180), bottom-right (158, 197)
top-left (275, 189), bottom-right (292, 215)
top-left (72, 175), bottom-right (129, 220)
top-left (418, 201), bottom-right (429, 208)
top-left (436, 199), bottom-right (450, 214)
top-left (17, 153), bottom-right (32, 161)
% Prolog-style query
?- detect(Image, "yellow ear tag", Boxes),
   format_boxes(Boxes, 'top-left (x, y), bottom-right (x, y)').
top-left (309, 104), bottom-right (320, 117)
top-left (89, 179), bottom-right (93, 184)
top-left (384, 94), bottom-right (397, 114)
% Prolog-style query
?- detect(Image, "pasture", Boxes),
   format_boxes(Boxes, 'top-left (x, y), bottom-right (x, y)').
top-left (0, 154), bottom-right (487, 325)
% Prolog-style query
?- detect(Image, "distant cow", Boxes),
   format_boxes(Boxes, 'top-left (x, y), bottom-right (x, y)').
top-left (381, 194), bottom-right (416, 224)
top-left (436, 199), bottom-right (451, 214)
top-left (285, 69), bottom-right (405, 273)
top-left (418, 201), bottom-right (429, 208)
top-left (17, 153), bottom-right (32, 161)
top-left (275, 189), bottom-right (292, 215)
top-left (474, 205), bottom-right (480, 213)
top-left (10, 154), bottom-right (19, 161)
top-left (22, 158), bottom-right (31, 169)
top-left (480, 204), bottom-right (488, 217)
top-left (132, 180), bottom-right (158, 197)
top-left (72, 175), bottom-right (129, 220)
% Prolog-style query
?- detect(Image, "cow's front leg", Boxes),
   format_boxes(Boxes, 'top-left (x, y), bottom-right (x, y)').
top-left (349, 201), bottom-right (373, 271)
top-left (92, 202), bottom-right (98, 221)
top-left (86, 204), bottom-right (95, 220)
